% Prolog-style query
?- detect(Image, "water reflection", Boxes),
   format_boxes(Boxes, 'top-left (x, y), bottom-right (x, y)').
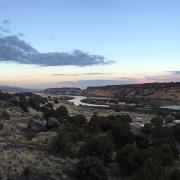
top-left (65, 95), bottom-right (109, 107)
top-left (160, 105), bottom-right (180, 111)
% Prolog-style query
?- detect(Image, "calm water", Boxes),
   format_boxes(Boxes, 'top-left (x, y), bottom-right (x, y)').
top-left (65, 95), bottom-right (109, 107)
top-left (160, 105), bottom-right (180, 111)
top-left (67, 96), bottom-right (180, 110)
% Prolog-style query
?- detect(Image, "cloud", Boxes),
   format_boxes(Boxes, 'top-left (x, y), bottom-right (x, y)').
top-left (84, 73), bottom-right (114, 75)
top-left (0, 27), bottom-right (10, 34)
top-left (2, 19), bottom-right (10, 24)
top-left (1, 71), bottom-right (179, 89)
top-left (56, 73), bottom-right (180, 89)
top-left (0, 20), bottom-right (11, 34)
top-left (53, 72), bottom-right (114, 76)
top-left (32, 49), bottom-right (113, 66)
top-left (53, 73), bottom-right (80, 76)
top-left (131, 72), bottom-right (180, 84)
top-left (0, 35), bottom-right (114, 66)
top-left (116, 77), bottom-right (138, 81)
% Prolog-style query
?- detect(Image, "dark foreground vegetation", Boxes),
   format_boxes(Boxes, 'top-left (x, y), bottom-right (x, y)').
top-left (52, 113), bottom-right (180, 180)
top-left (0, 90), bottom-right (180, 180)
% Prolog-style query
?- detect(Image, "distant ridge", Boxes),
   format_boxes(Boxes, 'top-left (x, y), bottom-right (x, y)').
top-left (0, 85), bottom-right (40, 93)
top-left (3, 82), bottom-right (180, 100)
top-left (43, 87), bottom-right (82, 95)
top-left (83, 82), bottom-right (180, 100)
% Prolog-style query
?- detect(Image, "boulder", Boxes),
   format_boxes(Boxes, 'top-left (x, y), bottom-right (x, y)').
top-left (28, 119), bottom-right (46, 133)
top-left (46, 117), bottom-right (59, 130)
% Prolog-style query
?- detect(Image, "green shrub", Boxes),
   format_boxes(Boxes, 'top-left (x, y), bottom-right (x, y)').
top-left (111, 122), bottom-right (134, 146)
top-left (0, 123), bottom-right (4, 131)
top-left (117, 143), bottom-right (177, 177)
top-left (116, 144), bottom-right (141, 176)
top-left (53, 123), bottom-right (82, 157)
top-left (76, 157), bottom-right (108, 180)
top-left (1, 111), bottom-right (10, 120)
top-left (157, 144), bottom-right (177, 166)
top-left (22, 166), bottom-right (31, 180)
top-left (55, 106), bottom-right (69, 121)
top-left (19, 95), bottom-right (29, 112)
top-left (98, 117), bottom-right (112, 131)
top-left (69, 114), bottom-right (87, 128)
top-left (173, 125), bottom-right (180, 142)
top-left (152, 127), bottom-right (174, 145)
top-left (151, 116), bottom-right (164, 127)
top-left (133, 158), bottom-right (165, 180)
top-left (28, 94), bottom-right (42, 110)
top-left (88, 113), bottom-right (100, 133)
top-left (42, 108), bottom-right (55, 120)
top-left (45, 102), bottom-right (54, 109)
top-left (26, 132), bottom-right (35, 141)
top-left (169, 169), bottom-right (180, 180)
top-left (79, 135), bottom-right (113, 163)
top-left (32, 114), bottom-right (40, 119)
top-left (0, 92), bottom-right (13, 101)
top-left (88, 114), bottom-right (132, 134)
top-left (54, 98), bottom-right (59, 104)
top-left (165, 114), bottom-right (175, 124)
top-left (142, 123), bottom-right (152, 134)
top-left (135, 135), bottom-right (149, 149)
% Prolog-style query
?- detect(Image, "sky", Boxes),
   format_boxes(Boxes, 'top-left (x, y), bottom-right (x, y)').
top-left (0, 0), bottom-right (180, 89)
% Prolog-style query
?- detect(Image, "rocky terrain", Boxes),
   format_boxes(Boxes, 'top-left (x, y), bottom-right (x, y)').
top-left (83, 82), bottom-right (180, 100)
top-left (0, 92), bottom-right (79, 179)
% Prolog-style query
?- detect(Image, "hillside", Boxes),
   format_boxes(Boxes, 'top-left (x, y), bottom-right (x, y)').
top-left (44, 87), bottom-right (82, 95)
top-left (83, 82), bottom-right (180, 100)
top-left (0, 85), bottom-right (39, 93)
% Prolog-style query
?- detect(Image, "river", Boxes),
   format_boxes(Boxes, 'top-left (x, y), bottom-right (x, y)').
top-left (160, 105), bottom-right (180, 111)
top-left (65, 95), bottom-right (110, 107)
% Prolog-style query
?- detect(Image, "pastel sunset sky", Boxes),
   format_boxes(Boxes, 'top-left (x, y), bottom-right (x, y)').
top-left (0, 0), bottom-right (180, 89)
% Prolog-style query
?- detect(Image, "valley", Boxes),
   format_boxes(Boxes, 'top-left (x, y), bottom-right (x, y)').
top-left (0, 86), bottom-right (179, 179)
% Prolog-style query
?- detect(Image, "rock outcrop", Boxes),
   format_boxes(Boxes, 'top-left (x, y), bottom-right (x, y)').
top-left (28, 119), bottom-right (46, 133)
top-left (46, 117), bottom-right (59, 130)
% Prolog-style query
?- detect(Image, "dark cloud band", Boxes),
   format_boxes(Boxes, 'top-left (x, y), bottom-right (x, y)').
top-left (0, 36), bottom-right (114, 66)
top-left (53, 73), bottom-right (114, 76)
